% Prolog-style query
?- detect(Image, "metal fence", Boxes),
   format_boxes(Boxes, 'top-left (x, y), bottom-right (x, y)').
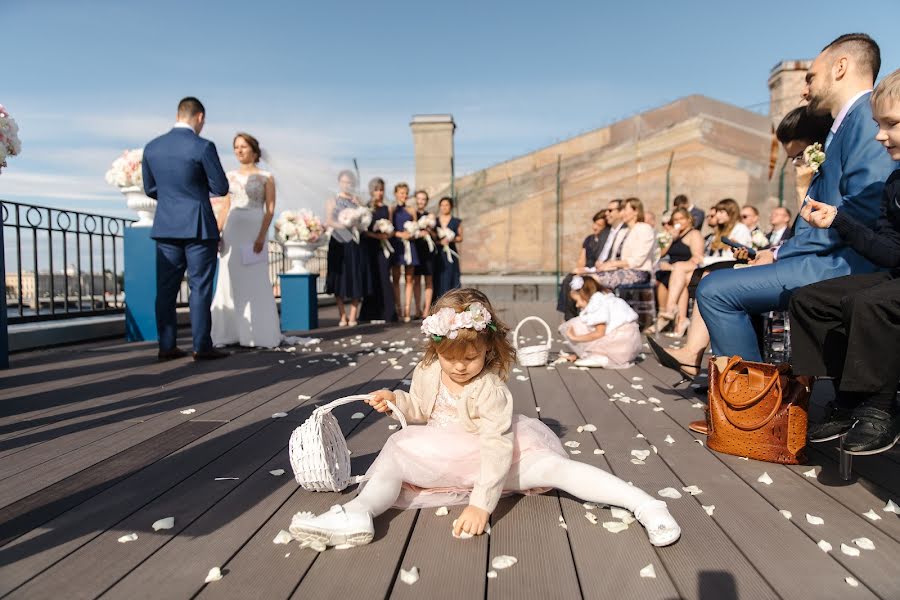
top-left (3, 200), bottom-right (133, 324)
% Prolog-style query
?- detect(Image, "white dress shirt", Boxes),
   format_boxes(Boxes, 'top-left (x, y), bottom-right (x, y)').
top-left (596, 224), bottom-right (624, 264)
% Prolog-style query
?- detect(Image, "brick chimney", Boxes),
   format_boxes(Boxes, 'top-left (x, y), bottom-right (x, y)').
top-left (410, 114), bottom-right (455, 200)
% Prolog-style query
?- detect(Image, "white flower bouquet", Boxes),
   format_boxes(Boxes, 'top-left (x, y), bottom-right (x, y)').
top-left (373, 218), bottom-right (395, 258)
top-left (0, 105), bottom-right (22, 175)
top-left (336, 206), bottom-right (372, 242)
top-left (802, 142), bottom-right (826, 173)
top-left (751, 228), bottom-right (770, 250)
top-left (415, 214), bottom-right (436, 252)
top-left (656, 230), bottom-right (673, 250)
top-left (275, 209), bottom-right (324, 244)
top-left (105, 149), bottom-right (144, 189)
top-left (436, 226), bottom-right (459, 263)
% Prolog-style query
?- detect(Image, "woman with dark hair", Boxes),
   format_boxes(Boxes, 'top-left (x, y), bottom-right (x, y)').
top-left (390, 182), bottom-right (419, 322)
top-left (211, 132), bottom-right (281, 348)
top-left (412, 189), bottom-right (437, 318)
top-left (325, 169), bottom-right (371, 327)
top-left (434, 196), bottom-right (463, 298)
top-left (359, 177), bottom-right (397, 322)
top-left (590, 197), bottom-right (655, 288)
top-left (647, 207), bottom-right (704, 336)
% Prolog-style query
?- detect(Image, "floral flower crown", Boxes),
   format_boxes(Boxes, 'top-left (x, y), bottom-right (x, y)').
top-left (421, 302), bottom-right (497, 341)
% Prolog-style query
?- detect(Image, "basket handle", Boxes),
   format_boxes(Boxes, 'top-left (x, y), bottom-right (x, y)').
top-left (312, 394), bottom-right (407, 429)
top-left (513, 316), bottom-right (553, 351)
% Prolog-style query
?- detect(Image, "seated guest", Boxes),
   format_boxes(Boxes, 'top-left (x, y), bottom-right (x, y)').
top-left (692, 34), bottom-right (896, 366)
top-left (789, 67), bottom-right (900, 455)
top-left (766, 206), bottom-right (794, 247)
top-left (558, 200), bottom-right (623, 320)
top-left (777, 105), bottom-right (834, 211)
top-left (742, 205), bottom-right (771, 250)
top-left (590, 197), bottom-right (655, 289)
top-left (559, 275), bottom-right (642, 369)
top-left (674, 193), bottom-right (705, 230)
top-left (647, 208), bottom-right (704, 336)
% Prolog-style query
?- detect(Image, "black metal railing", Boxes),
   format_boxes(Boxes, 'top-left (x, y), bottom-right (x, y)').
top-left (2, 200), bottom-right (134, 324)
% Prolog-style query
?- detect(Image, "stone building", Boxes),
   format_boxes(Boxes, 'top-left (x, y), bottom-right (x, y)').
top-left (415, 60), bottom-right (809, 274)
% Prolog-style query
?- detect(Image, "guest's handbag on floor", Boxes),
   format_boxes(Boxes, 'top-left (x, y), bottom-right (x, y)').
top-left (706, 356), bottom-right (811, 465)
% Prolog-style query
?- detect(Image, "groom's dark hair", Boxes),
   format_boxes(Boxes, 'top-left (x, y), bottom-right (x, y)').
top-left (177, 97), bottom-right (206, 118)
top-left (822, 33), bottom-right (881, 80)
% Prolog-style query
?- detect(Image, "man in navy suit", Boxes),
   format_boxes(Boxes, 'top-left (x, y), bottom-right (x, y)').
top-left (142, 97), bottom-right (230, 361)
top-left (673, 194), bottom-right (704, 231)
top-left (695, 34), bottom-right (898, 362)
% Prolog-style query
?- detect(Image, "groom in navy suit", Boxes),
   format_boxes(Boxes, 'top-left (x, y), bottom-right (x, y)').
top-left (142, 97), bottom-right (230, 361)
top-left (695, 34), bottom-right (898, 361)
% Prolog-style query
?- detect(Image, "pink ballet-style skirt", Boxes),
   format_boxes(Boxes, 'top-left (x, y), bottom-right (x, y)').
top-left (362, 415), bottom-right (566, 509)
top-left (558, 318), bottom-right (642, 368)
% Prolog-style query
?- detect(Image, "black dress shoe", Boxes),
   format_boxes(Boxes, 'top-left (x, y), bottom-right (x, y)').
top-left (808, 402), bottom-right (856, 442)
top-left (843, 406), bottom-right (900, 455)
top-left (192, 349), bottom-right (229, 361)
top-left (158, 347), bottom-right (188, 361)
top-left (645, 336), bottom-right (701, 388)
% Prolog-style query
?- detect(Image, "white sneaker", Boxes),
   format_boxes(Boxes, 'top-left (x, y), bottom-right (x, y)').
top-left (289, 505), bottom-right (374, 548)
top-left (634, 500), bottom-right (681, 547)
top-left (574, 356), bottom-right (609, 368)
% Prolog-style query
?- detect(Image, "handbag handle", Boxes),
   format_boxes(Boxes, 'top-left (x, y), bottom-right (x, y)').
top-left (513, 316), bottom-right (552, 351)
top-left (313, 393), bottom-right (407, 429)
top-left (716, 357), bottom-right (783, 431)
top-left (717, 356), bottom-right (780, 408)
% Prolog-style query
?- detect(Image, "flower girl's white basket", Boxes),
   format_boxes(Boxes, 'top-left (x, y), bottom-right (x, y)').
top-left (513, 316), bottom-right (552, 367)
top-left (289, 394), bottom-right (406, 492)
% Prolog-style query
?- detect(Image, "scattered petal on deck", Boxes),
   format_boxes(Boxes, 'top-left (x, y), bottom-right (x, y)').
top-left (757, 472), bottom-right (773, 485)
top-left (840, 544), bottom-right (860, 557)
top-left (602, 521), bottom-right (629, 533)
top-left (702, 505), bottom-right (715, 516)
top-left (179, 409), bottom-right (196, 415)
top-left (435, 506), bottom-right (449, 516)
top-left (269, 469), bottom-right (285, 476)
top-left (204, 567), bottom-right (223, 583)
top-left (399, 566), bottom-right (420, 585)
top-left (658, 487), bottom-right (682, 499)
top-left (640, 564), bottom-right (656, 578)
top-left (806, 513), bottom-right (824, 525)
top-left (491, 555), bottom-right (518, 570)
top-left (863, 509), bottom-right (882, 521)
top-left (273, 530), bottom-right (293, 544)
top-left (779, 510), bottom-right (792, 519)
top-left (852, 537), bottom-right (875, 551)
top-left (818, 540), bottom-right (832, 552)
top-left (152, 517), bottom-right (175, 531)
top-left (118, 533), bottom-right (138, 543)
top-left (271, 412), bottom-right (288, 419)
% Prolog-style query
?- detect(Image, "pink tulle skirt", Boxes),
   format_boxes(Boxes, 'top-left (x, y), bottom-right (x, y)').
top-left (559, 318), bottom-right (642, 369)
top-left (362, 415), bottom-right (567, 509)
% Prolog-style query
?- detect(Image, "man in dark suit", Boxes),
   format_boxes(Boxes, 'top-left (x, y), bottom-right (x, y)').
top-left (696, 33), bottom-right (898, 362)
top-left (673, 194), bottom-right (704, 231)
top-left (142, 97), bottom-right (229, 361)
top-left (766, 206), bottom-right (794, 247)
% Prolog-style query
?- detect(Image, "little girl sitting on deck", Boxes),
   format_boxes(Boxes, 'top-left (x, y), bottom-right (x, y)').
top-left (289, 288), bottom-right (680, 548)
top-left (559, 276), bottom-right (643, 369)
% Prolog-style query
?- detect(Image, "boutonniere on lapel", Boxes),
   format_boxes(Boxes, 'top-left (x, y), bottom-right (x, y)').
top-left (802, 142), bottom-right (826, 173)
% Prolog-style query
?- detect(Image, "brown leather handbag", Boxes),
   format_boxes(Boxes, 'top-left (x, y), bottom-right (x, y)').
top-left (706, 356), bottom-right (811, 464)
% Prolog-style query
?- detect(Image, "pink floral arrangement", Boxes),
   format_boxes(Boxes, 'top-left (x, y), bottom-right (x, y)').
top-left (105, 149), bottom-right (144, 189)
top-left (421, 302), bottom-right (495, 341)
top-left (0, 105), bottom-right (22, 175)
top-left (275, 209), bottom-right (324, 244)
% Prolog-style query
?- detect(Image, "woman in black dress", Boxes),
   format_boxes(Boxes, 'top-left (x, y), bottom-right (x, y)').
top-left (359, 177), bottom-right (397, 322)
top-left (648, 208), bottom-right (704, 336)
top-left (412, 189), bottom-right (437, 318)
top-left (434, 196), bottom-right (463, 299)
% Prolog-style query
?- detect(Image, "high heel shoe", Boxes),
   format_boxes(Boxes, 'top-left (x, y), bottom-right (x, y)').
top-left (664, 318), bottom-right (691, 338)
top-left (644, 311), bottom-right (675, 335)
top-left (645, 336), bottom-right (701, 387)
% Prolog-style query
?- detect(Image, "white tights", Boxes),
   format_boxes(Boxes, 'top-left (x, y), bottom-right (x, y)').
top-left (343, 454), bottom-right (655, 517)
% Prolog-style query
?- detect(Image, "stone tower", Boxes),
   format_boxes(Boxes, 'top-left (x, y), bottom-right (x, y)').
top-left (766, 60), bottom-right (812, 212)
top-left (410, 114), bottom-right (455, 200)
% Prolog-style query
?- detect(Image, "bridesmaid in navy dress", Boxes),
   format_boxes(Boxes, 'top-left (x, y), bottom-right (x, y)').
top-left (434, 196), bottom-right (463, 299)
top-left (390, 182), bottom-right (419, 322)
top-left (325, 170), bottom-right (371, 326)
top-left (412, 189), bottom-right (437, 319)
top-left (359, 177), bottom-right (397, 322)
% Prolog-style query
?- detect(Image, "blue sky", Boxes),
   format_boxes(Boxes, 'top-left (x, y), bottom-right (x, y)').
top-left (3, 0), bottom-right (900, 218)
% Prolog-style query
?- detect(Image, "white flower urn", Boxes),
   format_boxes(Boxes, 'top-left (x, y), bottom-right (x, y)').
top-left (121, 186), bottom-right (157, 227)
top-left (283, 240), bottom-right (322, 274)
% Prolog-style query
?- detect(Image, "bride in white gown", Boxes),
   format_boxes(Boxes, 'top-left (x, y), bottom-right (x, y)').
top-left (211, 132), bottom-right (281, 348)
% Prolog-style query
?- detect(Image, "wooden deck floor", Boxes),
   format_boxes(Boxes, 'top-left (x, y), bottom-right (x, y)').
top-left (0, 302), bottom-right (898, 600)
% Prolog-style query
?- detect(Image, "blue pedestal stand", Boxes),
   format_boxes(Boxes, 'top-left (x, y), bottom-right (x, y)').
top-left (279, 273), bottom-right (318, 332)
top-left (124, 227), bottom-right (158, 342)
top-left (1, 224), bottom-right (8, 369)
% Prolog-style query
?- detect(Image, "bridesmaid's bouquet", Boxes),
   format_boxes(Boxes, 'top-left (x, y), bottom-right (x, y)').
top-left (656, 230), bottom-right (673, 251)
top-left (105, 148), bottom-right (144, 189)
top-left (337, 206), bottom-right (372, 242)
top-left (751, 229), bottom-right (770, 250)
top-left (373, 218), bottom-right (395, 258)
top-left (416, 213), bottom-right (437, 252)
top-left (0, 105), bottom-right (22, 175)
top-left (436, 226), bottom-right (459, 263)
top-left (275, 210), bottom-right (324, 244)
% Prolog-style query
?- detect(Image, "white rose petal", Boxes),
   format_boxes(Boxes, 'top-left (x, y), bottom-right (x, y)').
top-left (585, 512), bottom-right (599, 525)
top-left (757, 472), bottom-right (773, 485)
top-left (658, 487), bottom-right (682, 499)
top-left (806, 513), bottom-right (824, 525)
top-left (269, 469), bottom-right (285, 476)
top-left (695, 439), bottom-right (705, 446)
top-left (840, 543), bottom-right (860, 557)
top-left (435, 506), bottom-right (449, 516)
top-left (853, 537), bottom-right (875, 551)
top-left (564, 441), bottom-right (581, 448)
top-left (863, 509), bottom-right (882, 521)
top-left (691, 402), bottom-right (705, 409)
top-left (884, 499), bottom-right (900, 514)
top-left (214, 477), bottom-right (239, 481)
top-left (602, 521), bottom-right (629, 533)
top-left (273, 530), bottom-right (293, 544)
top-left (648, 397), bottom-right (661, 404)
top-left (817, 540), bottom-right (832, 552)
top-left (779, 510), bottom-right (792, 519)
top-left (297, 394), bottom-right (311, 400)
top-left (803, 468), bottom-right (818, 479)
top-left (682, 485), bottom-right (703, 496)
top-left (204, 567), bottom-right (223, 583)
top-left (635, 434), bottom-right (645, 439)
top-left (631, 449), bottom-right (650, 461)
top-left (632, 376), bottom-right (644, 381)
top-left (399, 566), bottom-right (419, 585)
top-left (610, 507), bottom-right (635, 523)
top-left (491, 555), bottom-right (518, 570)
top-left (487, 570), bottom-right (498, 578)
top-left (583, 424), bottom-right (597, 432)
top-left (583, 502), bottom-right (598, 510)
top-left (703, 505), bottom-right (715, 516)
top-left (388, 424), bottom-right (399, 430)
top-left (515, 375), bottom-right (529, 381)
top-left (653, 407), bottom-right (665, 412)
top-left (512, 368), bottom-right (522, 373)
top-left (271, 412), bottom-right (288, 419)
top-left (118, 533), bottom-right (138, 543)
top-left (640, 564), bottom-right (656, 578)
top-left (632, 384), bottom-right (643, 390)
top-left (846, 577), bottom-right (859, 588)
top-left (152, 517), bottom-right (175, 531)
top-left (179, 409), bottom-right (196, 415)
top-left (570, 450), bottom-right (582, 455)
top-left (664, 435), bottom-right (675, 445)
top-left (593, 449), bottom-right (605, 455)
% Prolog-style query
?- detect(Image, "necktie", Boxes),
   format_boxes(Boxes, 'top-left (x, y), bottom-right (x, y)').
top-left (825, 130), bottom-right (834, 151)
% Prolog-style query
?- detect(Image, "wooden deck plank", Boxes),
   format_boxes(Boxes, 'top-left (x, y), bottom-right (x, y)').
top-left (0, 327), bottom-right (413, 596)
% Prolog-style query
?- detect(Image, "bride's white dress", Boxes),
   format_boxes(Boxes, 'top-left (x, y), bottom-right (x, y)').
top-left (211, 170), bottom-right (281, 348)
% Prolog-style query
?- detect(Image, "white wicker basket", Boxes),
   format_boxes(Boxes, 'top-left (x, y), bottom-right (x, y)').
top-left (513, 316), bottom-right (552, 367)
top-left (289, 394), bottom-right (406, 492)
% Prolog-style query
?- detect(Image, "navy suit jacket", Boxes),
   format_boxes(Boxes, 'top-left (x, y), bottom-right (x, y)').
top-left (775, 93), bottom-right (899, 282)
top-left (142, 127), bottom-right (229, 240)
